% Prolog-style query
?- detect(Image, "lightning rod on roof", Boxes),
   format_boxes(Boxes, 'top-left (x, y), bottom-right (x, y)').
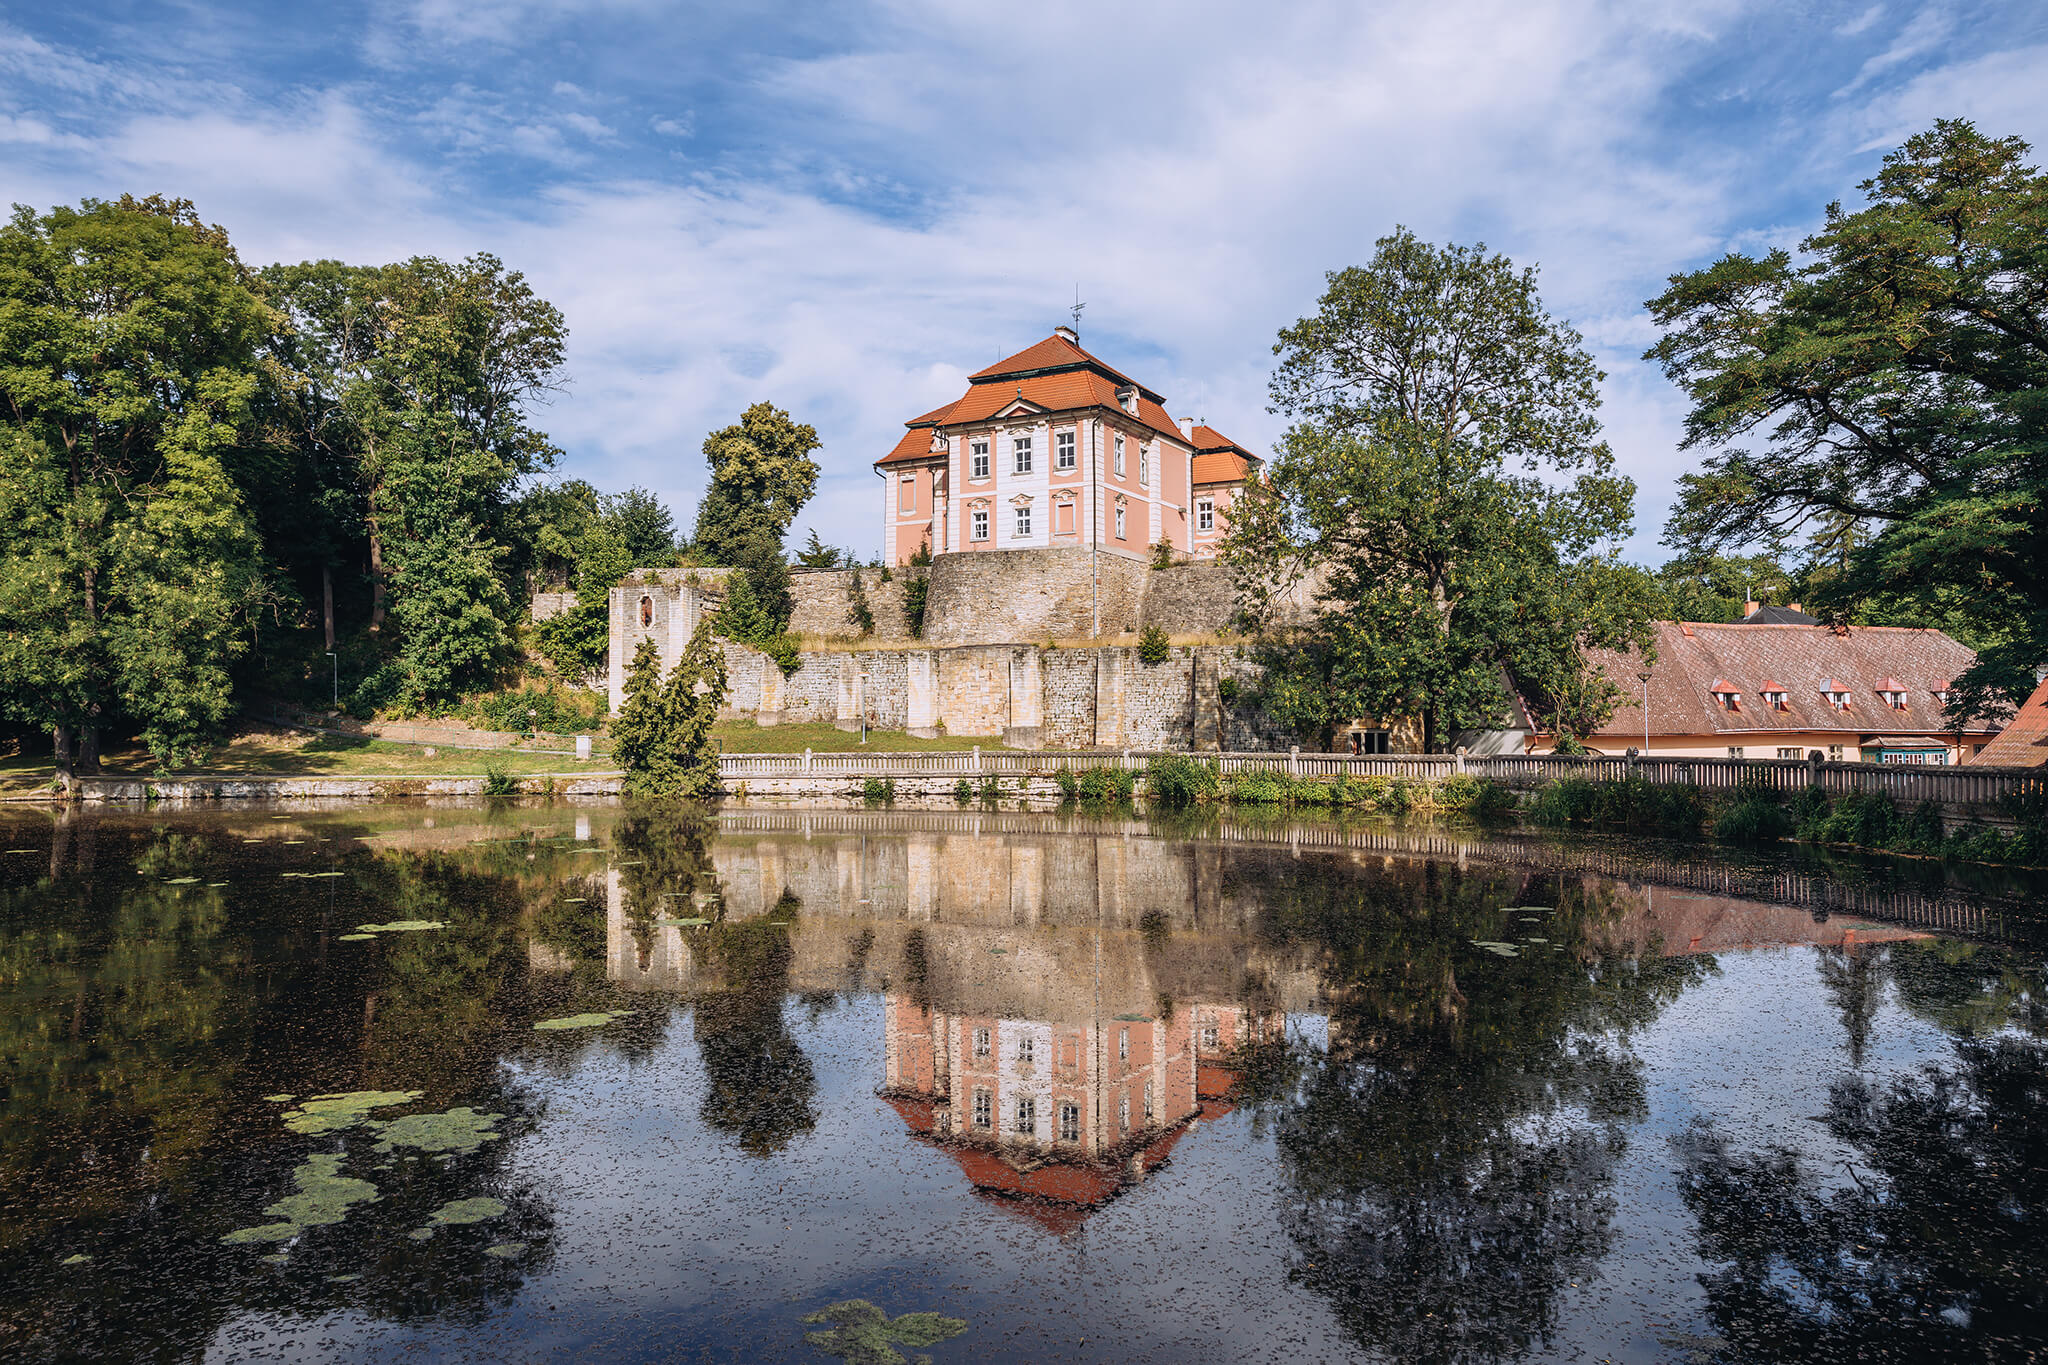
top-left (1071, 285), bottom-right (1085, 334)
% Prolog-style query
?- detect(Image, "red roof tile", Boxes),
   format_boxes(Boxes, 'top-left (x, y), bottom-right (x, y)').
top-left (1583, 621), bottom-right (1998, 742)
top-left (1971, 674), bottom-right (2048, 766)
top-left (969, 333), bottom-right (1141, 392)
top-left (1190, 423), bottom-right (1262, 485)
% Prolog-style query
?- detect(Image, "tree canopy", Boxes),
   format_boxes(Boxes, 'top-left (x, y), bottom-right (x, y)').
top-left (1228, 228), bottom-right (1651, 749)
top-left (690, 402), bottom-right (820, 565)
top-left (1647, 119), bottom-right (2048, 725)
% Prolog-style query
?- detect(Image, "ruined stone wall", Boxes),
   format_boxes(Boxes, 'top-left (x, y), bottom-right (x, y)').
top-left (529, 591), bottom-right (575, 623)
top-left (921, 547), bottom-right (1149, 644)
top-left (787, 567), bottom-right (912, 640)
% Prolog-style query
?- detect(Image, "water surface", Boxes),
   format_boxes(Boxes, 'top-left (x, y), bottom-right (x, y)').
top-left (3, 802), bottom-right (2044, 1363)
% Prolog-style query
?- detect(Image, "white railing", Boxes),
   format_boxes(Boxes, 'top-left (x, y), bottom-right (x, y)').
top-left (714, 747), bottom-right (2043, 809)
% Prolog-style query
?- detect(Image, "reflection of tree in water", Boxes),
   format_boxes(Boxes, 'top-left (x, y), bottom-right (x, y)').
top-left (696, 913), bottom-right (819, 1157)
top-left (613, 801), bottom-right (723, 964)
top-left (1242, 856), bottom-right (1711, 1364)
top-left (0, 817), bottom-right (570, 1361)
top-left (1679, 943), bottom-right (2048, 1363)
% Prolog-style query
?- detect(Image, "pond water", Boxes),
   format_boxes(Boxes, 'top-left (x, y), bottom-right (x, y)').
top-left (3, 802), bottom-right (2046, 1364)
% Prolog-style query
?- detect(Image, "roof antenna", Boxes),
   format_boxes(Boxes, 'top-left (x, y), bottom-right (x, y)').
top-left (1070, 285), bottom-right (1085, 334)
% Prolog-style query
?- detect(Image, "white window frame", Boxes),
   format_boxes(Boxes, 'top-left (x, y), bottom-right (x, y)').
top-left (970, 508), bottom-right (989, 542)
top-left (1202, 1025), bottom-right (1219, 1050)
top-left (1197, 499), bottom-right (1214, 532)
top-left (1113, 432), bottom-right (1126, 477)
top-left (1014, 505), bottom-right (1031, 538)
top-left (1828, 744), bottom-right (1846, 761)
top-left (1059, 1102), bottom-right (1080, 1143)
top-left (898, 475), bottom-right (915, 512)
top-left (1777, 747), bottom-right (1801, 760)
top-left (1138, 446), bottom-right (1148, 487)
top-left (1118, 1093), bottom-right (1129, 1130)
top-left (1014, 1095), bottom-right (1036, 1135)
top-left (1055, 430), bottom-right (1075, 470)
top-left (1012, 434), bottom-right (1032, 475)
top-left (1118, 1027), bottom-right (1128, 1060)
top-left (972, 1087), bottom-right (992, 1129)
top-left (1114, 504), bottom-right (1126, 540)
top-left (973, 1026), bottom-right (990, 1057)
top-left (969, 440), bottom-right (989, 481)
top-left (1727, 746), bottom-right (1746, 759)
top-left (1143, 1079), bottom-right (1153, 1121)
top-left (1017, 1035), bottom-right (1034, 1064)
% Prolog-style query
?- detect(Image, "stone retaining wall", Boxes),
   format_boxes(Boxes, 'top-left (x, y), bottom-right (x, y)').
top-left (788, 567), bottom-right (913, 639)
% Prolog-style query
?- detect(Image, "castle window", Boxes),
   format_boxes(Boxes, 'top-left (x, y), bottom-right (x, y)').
top-left (1118, 1093), bottom-right (1129, 1130)
top-left (1017, 1035), bottom-right (1034, 1065)
top-left (971, 508), bottom-right (989, 541)
top-left (1202, 1025), bottom-right (1219, 1050)
top-left (1113, 432), bottom-right (1126, 477)
top-left (973, 1026), bottom-right (990, 1058)
top-left (1727, 746), bottom-right (1746, 759)
top-left (1056, 430), bottom-right (1075, 470)
top-left (1828, 744), bottom-right (1845, 761)
top-left (1015, 1096), bottom-right (1036, 1135)
top-left (1777, 747), bottom-right (1801, 759)
top-left (1014, 505), bottom-right (1031, 537)
top-left (970, 440), bottom-right (989, 480)
top-left (638, 596), bottom-right (653, 627)
top-left (1060, 1102), bottom-right (1080, 1143)
top-left (1138, 447), bottom-right (1149, 487)
top-left (1012, 434), bottom-right (1032, 474)
top-left (1197, 499), bottom-right (1214, 532)
top-left (1118, 1027), bottom-right (1129, 1060)
top-left (972, 1087), bottom-right (991, 1129)
top-left (898, 475), bottom-right (914, 512)
top-left (1114, 504), bottom-right (1126, 539)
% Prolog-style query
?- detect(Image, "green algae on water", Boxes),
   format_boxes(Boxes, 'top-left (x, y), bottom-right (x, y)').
top-left (164, 877), bottom-right (200, 884)
top-left (262, 1094), bottom-right (296, 1103)
top-left (260, 1253), bottom-right (290, 1264)
top-left (355, 920), bottom-right (446, 933)
top-left (281, 1090), bottom-right (422, 1135)
top-left (408, 1227), bottom-right (434, 1241)
top-left (337, 933), bottom-right (377, 942)
top-left (261, 1153), bottom-right (378, 1228)
top-left (802, 1300), bottom-right (967, 1365)
top-left (485, 1242), bottom-right (526, 1259)
top-left (61, 1254), bottom-right (92, 1265)
top-left (429, 1196), bottom-right (507, 1225)
top-left (326, 1273), bottom-right (362, 1283)
top-left (370, 1106), bottom-right (504, 1155)
top-left (534, 1010), bottom-right (633, 1031)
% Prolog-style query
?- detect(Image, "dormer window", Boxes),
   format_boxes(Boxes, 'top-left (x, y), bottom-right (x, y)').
top-left (1933, 682), bottom-right (1951, 708)
top-left (1876, 677), bottom-right (1909, 710)
top-left (1821, 679), bottom-right (1854, 710)
top-left (1117, 385), bottom-right (1137, 415)
top-left (1708, 679), bottom-right (1741, 712)
top-left (1758, 680), bottom-right (1789, 711)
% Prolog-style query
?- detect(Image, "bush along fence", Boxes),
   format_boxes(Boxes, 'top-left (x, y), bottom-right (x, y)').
top-left (716, 747), bottom-right (2048, 865)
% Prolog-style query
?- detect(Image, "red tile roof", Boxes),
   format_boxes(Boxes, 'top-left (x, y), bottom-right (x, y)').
top-left (1971, 674), bottom-right (2048, 766)
top-left (1191, 423), bottom-right (1261, 485)
top-left (1583, 621), bottom-right (1997, 742)
top-left (877, 334), bottom-right (1250, 467)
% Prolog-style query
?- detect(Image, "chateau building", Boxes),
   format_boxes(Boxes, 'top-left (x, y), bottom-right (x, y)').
top-left (875, 328), bottom-right (1261, 566)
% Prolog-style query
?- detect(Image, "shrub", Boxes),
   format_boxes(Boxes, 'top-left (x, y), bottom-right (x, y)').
top-left (1527, 775), bottom-right (1707, 834)
top-left (761, 633), bottom-right (803, 675)
top-left (1713, 793), bottom-right (1791, 843)
top-left (977, 773), bottom-right (1002, 804)
top-left (1076, 766), bottom-right (1136, 802)
top-left (1054, 767), bottom-right (1079, 800)
top-left (481, 761), bottom-right (520, 797)
top-left (1146, 754), bottom-right (1220, 807)
top-left (1379, 777), bottom-right (1414, 814)
top-left (1227, 767), bottom-right (1290, 805)
top-left (847, 568), bottom-right (875, 637)
top-left (464, 684), bottom-right (607, 735)
top-left (860, 776), bottom-right (895, 804)
top-left (1217, 676), bottom-right (1240, 705)
top-left (1150, 539), bottom-right (1175, 570)
top-left (1137, 624), bottom-right (1170, 666)
top-left (903, 575), bottom-right (929, 639)
top-left (953, 777), bottom-right (974, 805)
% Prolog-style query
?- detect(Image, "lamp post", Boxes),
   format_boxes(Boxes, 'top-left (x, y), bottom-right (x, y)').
top-left (859, 671), bottom-right (870, 745)
top-left (325, 651), bottom-right (338, 706)
top-left (1637, 670), bottom-right (1652, 757)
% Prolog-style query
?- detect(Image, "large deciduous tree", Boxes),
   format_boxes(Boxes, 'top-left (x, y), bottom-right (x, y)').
top-left (1227, 228), bottom-right (1650, 750)
top-left (1647, 119), bottom-right (2048, 725)
top-left (0, 197), bottom-right (275, 773)
top-left (690, 402), bottom-right (820, 564)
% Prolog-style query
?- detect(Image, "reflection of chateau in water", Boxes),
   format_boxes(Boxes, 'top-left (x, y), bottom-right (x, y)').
top-left (880, 997), bottom-right (1280, 1231)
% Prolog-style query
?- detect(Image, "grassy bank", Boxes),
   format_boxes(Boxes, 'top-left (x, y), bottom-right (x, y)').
top-left (1528, 773), bottom-right (2048, 867)
top-left (1, 733), bottom-right (606, 783)
top-left (1138, 755), bottom-right (1516, 817)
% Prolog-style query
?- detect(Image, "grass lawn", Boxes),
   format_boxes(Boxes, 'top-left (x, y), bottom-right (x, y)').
top-left (712, 719), bottom-right (1000, 754)
top-left (1, 732), bottom-right (610, 782)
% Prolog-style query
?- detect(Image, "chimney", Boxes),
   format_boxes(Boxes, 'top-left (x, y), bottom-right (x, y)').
top-left (1742, 600), bottom-right (1760, 618)
top-left (1054, 324), bottom-right (1078, 345)
top-left (1177, 416), bottom-right (1194, 440)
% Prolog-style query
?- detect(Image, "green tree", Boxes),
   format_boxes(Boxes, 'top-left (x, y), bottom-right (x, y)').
top-left (1229, 229), bottom-right (1649, 750)
top-left (1647, 120), bottom-right (2048, 726)
top-left (690, 402), bottom-right (820, 564)
top-left (794, 528), bottom-right (841, 568)
top-left (0, 197), bottom-right (276, 772)
top-left (610, 626), bottom-right (728, 797)
top-left (602, 486), bottom-right (676, 566)
top-left (534, 521), bottom-right (631, 678)
top-left (1649, 550), bottom-right (1797, 623)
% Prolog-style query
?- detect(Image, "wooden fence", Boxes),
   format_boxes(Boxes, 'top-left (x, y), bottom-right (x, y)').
top-left (715, 747), bottom-right (2044, 811)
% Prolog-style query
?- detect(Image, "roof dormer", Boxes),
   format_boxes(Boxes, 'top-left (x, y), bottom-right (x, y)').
top-left (1821, 679), bottom-right (1854, 710)
top-left (1758, 679), bottom-right (1789, 711)
top-left (1876, 676), bottom-right (1909, 710)
top-left (1708, 679), bottom-right (1742, 712)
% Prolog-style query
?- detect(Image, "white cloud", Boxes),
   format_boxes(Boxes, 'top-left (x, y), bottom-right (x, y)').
top-left (1834, 3), bottom-right (1953, 96)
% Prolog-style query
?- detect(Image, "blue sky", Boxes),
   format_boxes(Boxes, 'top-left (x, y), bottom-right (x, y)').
top-left (4, 0), bottom-right (2045, 563)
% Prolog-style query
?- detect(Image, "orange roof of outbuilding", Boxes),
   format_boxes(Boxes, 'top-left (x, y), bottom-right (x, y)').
top-left (1970, 674), bottom-right (2048, 766)
top-left (1191, 423), bottom-right (1261, 485)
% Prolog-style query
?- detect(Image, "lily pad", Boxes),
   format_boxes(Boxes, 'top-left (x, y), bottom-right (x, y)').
top-left (281, 1090), bottom-right (422, 1136)
top-left (407, 1227), bottom-right (435, 1241)
top-left (262, 1094), bottom-right (297, 1103)
top-left (484, 1242), bottom-right (526, 1259)
top-left (429, 1196), bottom-right (507, 1225)
top-left (355, 920), bottom-right (446, 933)
top-left (223, 1222), bottom-right (301, 1244)
top-left (337, 933), bottom-right (376, 942)
top-left (326, 1273), bottom-right (362, 1283)
top-left (261, 1153), bottom-right (378, 1228)
top-left (259, 1253), bottom-right (290, 1264)
top-left (1472, 940), bottom-right (1520, 956)
top-left (61, 1254), bottom-right (92, 1265)
top-left (164, 877), bottom-right (200, 885)
top-left (370, 1106), bottom-right (504, 1155)
top-left (533, 1010), bottom-right (633, 1031)
top-left (654, 917), bottom-right (709, 928)
top-left (305, 871), bottom-right (346, 878)
top-left (1525, 936), bottom-right (1549, 943)
top-left (802, 1300), bottom-right (967, 1365)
